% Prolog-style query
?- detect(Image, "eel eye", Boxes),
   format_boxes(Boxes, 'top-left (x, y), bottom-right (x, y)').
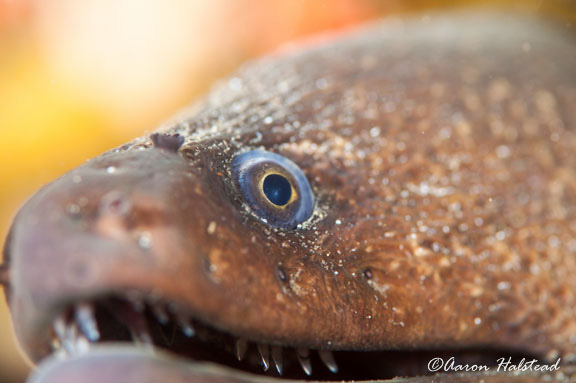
top-left (232, 150), bottom-right (314, 229)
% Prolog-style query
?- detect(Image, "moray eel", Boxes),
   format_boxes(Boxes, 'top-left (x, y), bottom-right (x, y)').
top-left (2, 11), bottom-right (576, 383)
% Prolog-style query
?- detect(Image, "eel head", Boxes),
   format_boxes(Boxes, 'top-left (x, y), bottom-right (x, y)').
top-left (3, 11), bottom-right (576, 383)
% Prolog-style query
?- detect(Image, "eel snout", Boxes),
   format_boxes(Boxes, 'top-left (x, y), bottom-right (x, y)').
top-left (5, 143), bottom-right (240, 362)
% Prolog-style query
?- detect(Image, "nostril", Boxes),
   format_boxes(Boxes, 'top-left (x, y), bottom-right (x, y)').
top-left (95, 191), bottom-right (133, 240)
top-left (100, 191), bottom-right (132, 217)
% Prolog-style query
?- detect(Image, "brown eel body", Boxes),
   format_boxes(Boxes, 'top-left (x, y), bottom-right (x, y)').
top-left (2, 11), bottom-right (576, 383)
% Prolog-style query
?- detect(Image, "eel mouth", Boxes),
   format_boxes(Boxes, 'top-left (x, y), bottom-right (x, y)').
top-left (43, 292), bottom-right (537, 382)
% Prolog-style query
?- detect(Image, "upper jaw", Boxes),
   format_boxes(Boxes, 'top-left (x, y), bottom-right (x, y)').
top-left (5, 146), bottom-right (217, 362)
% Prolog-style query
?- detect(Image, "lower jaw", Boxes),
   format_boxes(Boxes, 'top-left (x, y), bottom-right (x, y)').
top-left (29, 345), bottom-right (572, 383)
top-left (30, 344), bottom-right (273, 383)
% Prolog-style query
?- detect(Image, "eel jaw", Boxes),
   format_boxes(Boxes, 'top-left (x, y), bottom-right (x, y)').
top-left (42, 294), bottom-right (339, 379)
top-left (25, 293), bottom-right (544, 383)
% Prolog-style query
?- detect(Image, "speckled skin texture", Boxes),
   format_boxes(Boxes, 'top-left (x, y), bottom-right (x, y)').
top-left (4, 11), bottom-right (576, 383)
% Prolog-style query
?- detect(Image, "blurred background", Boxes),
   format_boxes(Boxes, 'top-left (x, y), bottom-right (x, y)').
top-left (0, 0), bottom-right (574, 381)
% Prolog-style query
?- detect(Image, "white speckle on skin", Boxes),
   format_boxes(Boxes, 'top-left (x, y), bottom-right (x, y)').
top-left (66, 204), bottom-right (80, 215)
top-left (548, 236), bottom-right (560, 248)
top-left (106, 166), bottom-right (117, 174)
top-left (288, 269), bottom-right (308, 297)
top-left (495, 230), bottom-right (507, 241)
top-left (407, 182), bottom-right (454, 197)
top-left (368, 280), bottom-right (390, 296)
top-left (496, 145), bottom-right (511, 158)
top-left (137, 232), bottom-right (152, 249)
top-left (207, 221), bottom-right (217, 235)
top-left (497, 281), bottom-right (511, 290)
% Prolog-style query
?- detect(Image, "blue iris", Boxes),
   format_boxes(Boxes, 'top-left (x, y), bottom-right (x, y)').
top-left (232, 150), bottom-right (314, 229)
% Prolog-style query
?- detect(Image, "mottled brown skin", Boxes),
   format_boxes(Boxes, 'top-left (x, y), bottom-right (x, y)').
top-left (3, 11), bottom-right (576, 383)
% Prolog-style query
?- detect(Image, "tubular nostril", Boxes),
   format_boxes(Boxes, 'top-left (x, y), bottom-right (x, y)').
top-left (100, 191), bottom-right (132, 217)
top-left (95, 191), bottom-right (133, 240)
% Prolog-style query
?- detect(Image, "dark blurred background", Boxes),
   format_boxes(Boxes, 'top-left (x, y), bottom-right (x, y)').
top-left (0, 0), bottom-right (574, 381)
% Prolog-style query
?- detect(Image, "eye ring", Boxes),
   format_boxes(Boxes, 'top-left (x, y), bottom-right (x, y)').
top-left (232, 150), bottom-right (314, 229)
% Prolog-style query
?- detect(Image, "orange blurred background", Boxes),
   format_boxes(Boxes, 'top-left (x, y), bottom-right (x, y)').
top-left (0, 0), bottom-right (574, 381)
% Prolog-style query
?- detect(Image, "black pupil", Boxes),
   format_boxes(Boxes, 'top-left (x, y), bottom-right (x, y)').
top-left (262, 174), bottom-right (292, 206)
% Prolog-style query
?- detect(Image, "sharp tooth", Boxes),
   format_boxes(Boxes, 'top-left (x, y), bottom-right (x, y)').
top-left (296, 348), bottom-right (312, 376)
top-left (151, 303), bottom-right (169, 325)
top-left (175, 314), bottom-right (195, 337)
top-left (75, 335), bottom-right (91, 354)
top-left (75, 303), bottom-right (100, 342)
top-left (318, 350), bottom-right (338, 373)
top-left (180, 321), bottom-right (195, 338)
top-left (53, 316), bottom-right (67, 343)
top-left (62, 321), bottom-right (78, 355)
top-left (50, 336), bottom-right (61, 351)
top-left (235, 338), bottom-right (248, 361)
top-left (271, 346), bottom-right (283, 375)
top-left (257, 344), bottom-right (270, 371)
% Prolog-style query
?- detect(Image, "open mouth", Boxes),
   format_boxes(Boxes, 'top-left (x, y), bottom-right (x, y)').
top-left (47, 293), bottom-right (537, 381)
